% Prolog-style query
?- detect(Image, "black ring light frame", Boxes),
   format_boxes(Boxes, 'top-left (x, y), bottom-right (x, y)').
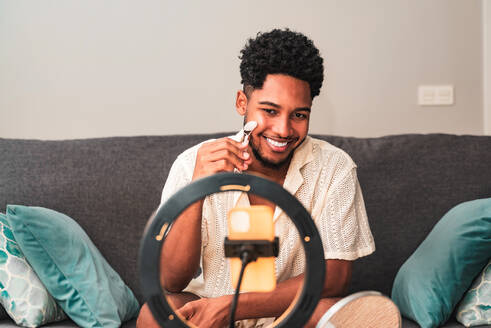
top-left (139, 172), bottom-right (326, 328)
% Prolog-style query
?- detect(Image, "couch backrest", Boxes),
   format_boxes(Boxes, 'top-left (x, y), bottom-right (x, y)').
top-left (1, 133), bottom-right (490, 302)
top-left (313, 134), bottom-right (491, 296)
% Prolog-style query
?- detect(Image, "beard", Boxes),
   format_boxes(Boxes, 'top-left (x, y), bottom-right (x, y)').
top-left (248, 134), bottom-right (303, 170)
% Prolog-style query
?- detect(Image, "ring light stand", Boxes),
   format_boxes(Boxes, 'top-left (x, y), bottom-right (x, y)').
top-left (139, 172), bottom-right (326, 327)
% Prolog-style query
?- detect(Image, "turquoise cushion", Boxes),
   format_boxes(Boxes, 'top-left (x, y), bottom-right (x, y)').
top-left (456, 260), bottom-right (491, 327)
top-left (0, 213), bottom-right (65, 327)
top-left (6, 205), bottom-right (140, 328)
top-left (391, 198), bottom-right (491, 328)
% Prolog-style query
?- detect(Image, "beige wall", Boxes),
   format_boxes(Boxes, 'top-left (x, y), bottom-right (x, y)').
top-left (0, 0), bottom-right (485, 139)
top-left (485, 0), bottom-right (491, 135)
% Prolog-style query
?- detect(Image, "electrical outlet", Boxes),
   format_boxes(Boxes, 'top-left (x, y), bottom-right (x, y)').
top-left (418, 85), bottom-right (454, 106)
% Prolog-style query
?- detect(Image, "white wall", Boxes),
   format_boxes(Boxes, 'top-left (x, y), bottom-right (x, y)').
top-left (0, 0), bottom-right (484, 140)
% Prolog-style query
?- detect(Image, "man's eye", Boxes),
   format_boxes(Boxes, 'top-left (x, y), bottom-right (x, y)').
top-left (261, 108), bottom-right (276, 115)
top-left (294, 112), bottom-right (308, 119)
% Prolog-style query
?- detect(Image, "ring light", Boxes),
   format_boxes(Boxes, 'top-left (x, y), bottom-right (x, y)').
top-left (139, 172), bottom-right (325, 327)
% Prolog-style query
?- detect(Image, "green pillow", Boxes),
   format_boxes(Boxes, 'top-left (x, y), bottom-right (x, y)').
top-left (0, 213), bottom-right (65, 327)
top-left (6, 205), bottom-right (140, 328)
top-left (391, 198), bottom-right (491, 328)
top-left (456, 260), bottom-right (491, 327)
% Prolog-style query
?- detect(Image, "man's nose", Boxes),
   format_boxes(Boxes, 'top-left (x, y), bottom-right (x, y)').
top-left (272, 116), bottom-right (292, 138)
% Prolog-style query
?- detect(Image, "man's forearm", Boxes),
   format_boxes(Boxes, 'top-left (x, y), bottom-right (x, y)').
top-left (160, 200), bottom-right (204, 292)
top-left (233, 274), bottom-right (304, 320)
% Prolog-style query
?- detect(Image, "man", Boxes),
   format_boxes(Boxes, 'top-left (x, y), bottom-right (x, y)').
top-left (138, 28), bottom-right (375, 328)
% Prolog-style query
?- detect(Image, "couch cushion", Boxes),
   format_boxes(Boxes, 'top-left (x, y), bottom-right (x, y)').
top-left (0, 318), bottom-right (137, 327)
top-left (391, 198), bottom-right (491, 328)
top-left (456, 260), bottom-right (491, 326)
top-left (0, 212), bottom-right (65, 326)
top-left (6, 205), bottom-right (140, 328)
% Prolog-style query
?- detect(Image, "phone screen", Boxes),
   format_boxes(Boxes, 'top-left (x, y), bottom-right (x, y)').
top-left (227, 205), bottom-right (276, 292)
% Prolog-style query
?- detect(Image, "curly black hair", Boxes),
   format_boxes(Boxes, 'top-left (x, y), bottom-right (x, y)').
top-left (239, 28), bottom-right (324, 99)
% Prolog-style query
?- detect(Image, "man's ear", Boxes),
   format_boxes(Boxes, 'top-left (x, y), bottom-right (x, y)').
top-left (236, 90), bottom-right (248, 116)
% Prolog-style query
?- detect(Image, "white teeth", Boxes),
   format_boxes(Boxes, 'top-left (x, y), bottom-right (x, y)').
top-left (266, 138), bottom-right (288, 147)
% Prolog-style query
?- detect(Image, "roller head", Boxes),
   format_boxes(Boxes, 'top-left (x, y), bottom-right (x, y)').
top-left (243, 121), bottom-right (258, 133)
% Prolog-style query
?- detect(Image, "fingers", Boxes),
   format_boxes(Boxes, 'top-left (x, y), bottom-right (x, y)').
top-left (193, 137), bottom-right (252, 180)
top-left (205, 138), bottom-right (250, 161)
top-left (176, 303), bottom-right (192, 320)
top-left (207, 149), bottom-right (250, 170)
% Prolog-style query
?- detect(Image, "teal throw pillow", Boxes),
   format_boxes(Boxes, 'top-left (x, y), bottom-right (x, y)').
top-left (0, 213), bottom-right (65, 327)
top-left (6, 205), bottom-right (140, 328)
top-left (456, 260), bottom-right (491, 327)
top-left (391, 198), bottom-right (491, 328)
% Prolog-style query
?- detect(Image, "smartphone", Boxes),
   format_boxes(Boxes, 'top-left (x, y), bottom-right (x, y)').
top-left (227, 205), bottom-right (276, 292)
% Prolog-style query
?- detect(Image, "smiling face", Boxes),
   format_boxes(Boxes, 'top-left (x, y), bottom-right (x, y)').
top-left (236, 74), bottom-right (312, 173)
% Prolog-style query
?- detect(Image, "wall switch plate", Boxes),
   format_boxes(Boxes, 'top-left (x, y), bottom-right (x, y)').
top-left (418, 85), bottom-right (454, 106)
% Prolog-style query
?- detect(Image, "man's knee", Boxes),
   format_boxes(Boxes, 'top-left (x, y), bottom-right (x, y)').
top-left (304, 297), bottom-right (341, 328)
top-left (137, 303), bottom-right (160, 328)
top-left (137, 293), bottom-right (201, 328)
top-left (166, 291), bottom-right (201, 309)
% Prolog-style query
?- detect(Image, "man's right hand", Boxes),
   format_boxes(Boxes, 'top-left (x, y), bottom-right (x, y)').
top-left (192, 137), bottom-right (252, 180)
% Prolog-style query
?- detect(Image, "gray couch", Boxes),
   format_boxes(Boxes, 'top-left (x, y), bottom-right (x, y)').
top-left (0, 132), bottom-right (490, 328)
